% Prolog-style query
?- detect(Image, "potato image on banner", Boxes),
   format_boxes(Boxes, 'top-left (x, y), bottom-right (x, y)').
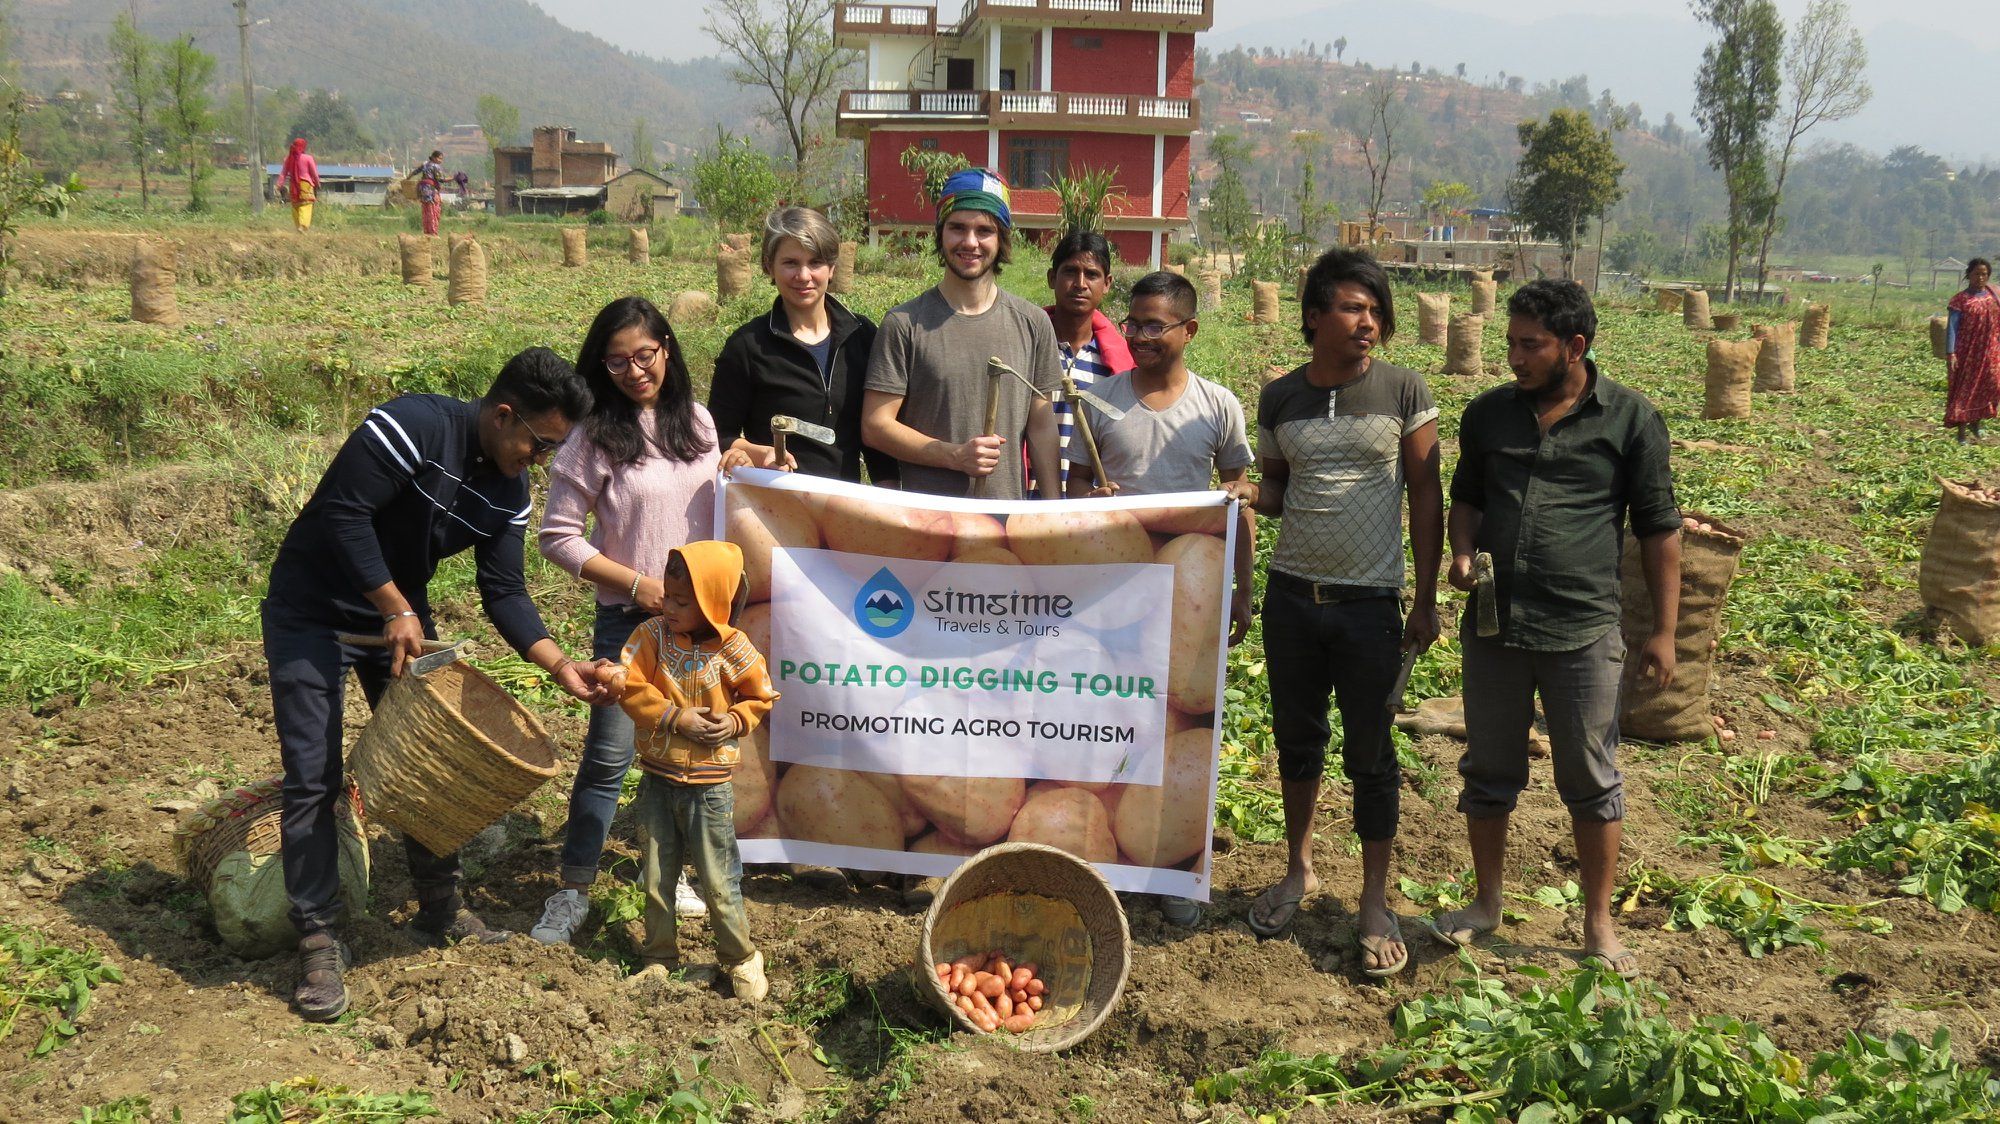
top-left (1131, 505), bottom-right (1229, 538)
top-left (954, 545), bottom-right (1023, 566)
top-left (820, 493), bottom-right (955, 561)
top-left (1112, 728), bottom-right (1214, 867)
top-left (775, 766), bottom-right (905, 852)
top-left (1156, 532), bottom-right (1226, 715)
top-left (734, 722), bottom-right (779, 835)
top-left (1005, 508), bottom-right (1152, 567)
top-left (909, 831), bottom-right (980, 857)
top-left (737, 602), bottom-right (771, 659)
top-left (726, 487), bottom-right (820, 602)
top-left (858, 771), bottom-right (928, 837)
top-left (1007, 787), bottom-right (1118, 863)
top-left (951, 511), bottom-right (1008, 555)
top-left (900, 775), bottom-right (1026, 845)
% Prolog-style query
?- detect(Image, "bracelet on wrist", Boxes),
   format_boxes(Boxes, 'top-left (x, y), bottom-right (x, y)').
top-left (384, 609), bottom-right (418, 622)
top-left (629, 572), bottom-right (642, 600)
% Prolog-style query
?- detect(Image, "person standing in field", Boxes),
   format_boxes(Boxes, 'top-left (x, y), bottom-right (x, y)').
top-left (1945, 257), bottom-right (2000, 444)
top-left (861, 168), bottom-right (1063, 499)
top-left (531, 296), bottom-right (720, 946)
top-left (709, 206), bottom-right (898, 484)
top-left (264, 348), bottom-right (610, 1022)
top-left (417, 149), bottom-right (446, 237)
top-left (1042, 229), bottom-right (1134, 490)
top-left (1428, 279), bottom-right (1681, 979)
top-left (1233, 248), bottom-right (1443, 978)
top-left (276, 137), bottom-right (319, 232)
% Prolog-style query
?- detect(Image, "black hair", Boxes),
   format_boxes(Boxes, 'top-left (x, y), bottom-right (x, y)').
top-left (575, 296), bottom-right (713, 466)
top-left (429, 150), bottom-right (443, 161)
top-left (1299, 248), bottom-right (1396, 345)
top-left (488, 347), bottom-right (591, 422)
top-left (1128, 270), bottom-right (1198, 319)
top-left (1506, 279), bottom-right (1598, 349)
top-left (1049, 229), bottom-right (1114, 274)
top-left (1969, 257), bottom-right (1992, 279)
top-left (933, 211), bottom-right (1013, 274)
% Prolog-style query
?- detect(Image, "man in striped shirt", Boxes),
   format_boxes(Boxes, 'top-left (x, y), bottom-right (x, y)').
top-left (264, 347), bottom-right (610, 1021)
top-left (1043, 230), bottom-right (1133, 490)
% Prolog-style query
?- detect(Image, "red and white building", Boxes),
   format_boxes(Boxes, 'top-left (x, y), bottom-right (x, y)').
top-left (834, 0), bottom-right (1209, 268)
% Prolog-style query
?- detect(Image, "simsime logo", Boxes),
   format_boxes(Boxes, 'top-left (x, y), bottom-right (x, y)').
top-left (854, 567), bottom-right (913, 638)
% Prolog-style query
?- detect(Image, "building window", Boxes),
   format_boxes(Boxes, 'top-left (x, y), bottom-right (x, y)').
top-left (1071, 35), bottom-right (1101, 49)
top-left (920, 137), bottom-right (939, 151)
top-left (1008, 137), bottom-right (1068, 190)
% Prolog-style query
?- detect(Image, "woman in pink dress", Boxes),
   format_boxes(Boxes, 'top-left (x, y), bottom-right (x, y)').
top-left (276, 138), bottom-right (319, 232)
top-left (1946, 257), bottom-right (2000, 443)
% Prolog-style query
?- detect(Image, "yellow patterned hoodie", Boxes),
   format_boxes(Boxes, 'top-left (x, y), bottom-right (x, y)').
top-left (616, 541), bottom-right (778, 785)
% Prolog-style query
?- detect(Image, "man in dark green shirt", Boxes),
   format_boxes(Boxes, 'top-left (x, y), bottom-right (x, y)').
top-left (1428, 279), bottom-right (1681, 979)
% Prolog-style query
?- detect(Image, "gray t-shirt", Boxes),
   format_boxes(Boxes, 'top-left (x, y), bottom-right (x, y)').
top-left (1256, 359), bottom-right (1438, 587)
top-left (864, 287), bottom-right (1062, 499)
top-left (1082, 371), bottom-right (1253, 494)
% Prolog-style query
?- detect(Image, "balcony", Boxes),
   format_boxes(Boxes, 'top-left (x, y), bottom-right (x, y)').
top-left (837, 89), bottom-right (1199, 137)
top-left (833, 3), bottom-right (937, 41)
top-left (834, 0), bottom-right (1211, 43)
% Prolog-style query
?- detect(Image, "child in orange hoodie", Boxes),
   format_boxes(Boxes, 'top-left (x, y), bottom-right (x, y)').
top-left (606, 540), bottom-right (778, 999)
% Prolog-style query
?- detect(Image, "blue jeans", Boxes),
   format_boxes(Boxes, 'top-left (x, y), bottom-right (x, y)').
top-left (634, 775), bottom-right (754, 967)
top-left (557, 602), bottom-right (652, 885)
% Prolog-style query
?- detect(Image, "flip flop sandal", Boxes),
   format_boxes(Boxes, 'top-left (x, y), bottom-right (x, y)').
top-left (1583, 949), bottom-right (1641, 980)
top-left (1424, 909), bottom-right (1497, 949)
top-left (1247, 885), bottom-right (1309, 938)
top-left (1359, 914), bottom-right (1409, 978)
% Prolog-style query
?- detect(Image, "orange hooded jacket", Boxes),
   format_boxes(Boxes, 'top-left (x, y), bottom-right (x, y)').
top-left (616, 541), bottom-right (778, 784)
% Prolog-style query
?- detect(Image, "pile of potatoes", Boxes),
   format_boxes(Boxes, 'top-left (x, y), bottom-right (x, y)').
top-left (725, 484), bottom-right (1233, 874)
top-left (934, 951), bottom-right (1047, 1033)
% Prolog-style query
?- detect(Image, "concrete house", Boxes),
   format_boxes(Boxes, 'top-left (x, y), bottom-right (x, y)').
top-left (493, 125), bottom-right (620, 216)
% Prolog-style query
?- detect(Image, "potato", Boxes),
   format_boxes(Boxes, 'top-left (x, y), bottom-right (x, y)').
top-left (953, 544), bottom-right (1023, 566)
top-left (774, 766), bottom-right (905, 851)
top-left (857, 770), bottom-right (927, 837)
top-left (951, 511), bottom-right (1008, 555)
top-left (739, 812), bottom-right (780, 839)
top-left (733, 722), bottom-right (779, 834)
top-left (1156, 533), bottom-right (1227, 715)
top-left (820, 493), bottom-right (954, 560)
top-left (900, 775), bottom-right (1025, 845)
top-left (1112, 728), bottom-right (1215, 867)
top-left (1130, 504), bottom-right (1229, 537)
top-left (908, 830), bottom-right (980, 857)
top-left (1005, 508), bottom-right (1152, 567)
top-left (726, 487), bottom-right (821, 602)
top-left (737, 602), bottom-right (771, 660)
top-left (1167, 707), bottom-right (1214, 736)
top-left (1007, 787), bottom-right (1117, 863)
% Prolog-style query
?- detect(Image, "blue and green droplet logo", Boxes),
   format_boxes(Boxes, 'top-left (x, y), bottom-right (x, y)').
top-left (855, 567), bottom-right (913, 638)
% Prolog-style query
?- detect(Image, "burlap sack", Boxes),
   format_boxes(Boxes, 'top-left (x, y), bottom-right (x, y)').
top-left (561, 228), bottom-right (587, 268)
top-left (1683, 289), bottom-right (1713, 330)
top-left (1752, 321), bottom-right (1797, 393)
top-left (1251, 280), bottom-right (1280, 324)
top-left (398, 234), bottom-right (432, 285)
top-left (1802, 303), bottom-right (1831, 348)
top-left (1294, 265), bottom-right (1309, 301)
top-left (1712, 312), bottom-right (1740, 332)
top-left (831, 240), bottom-right (857, 294)
top-left (447, 235), bottom-right (488, 306)
top-left (1919, 478), bottom-right (2000, 645)
top-left (724, 232), bottom-right (752, 252)
top-left (1618, 514), bottom-right (1748, 742)
top-left (1165, 263), bottom-right (1187, 277)
top-left (1703, 338), bottom-right (1757, 419)
top-left (1444, 313), bottom-right (1485, 376)
top-left (1471, 268), bottom-right (1493, 283)
top-left (717, 245), bottom-right (754, 301)
top-left (130, 242), bottom-right (179, 326)
top-left (1197, 270), bottom-right (1223, 312)
top-left (627, 227), bottom-right (650, 266)
top-left (1470, 278), bottom-right (1498, 316)
top-left (1418, 293), bottom-right (1450, 345)
top-left (1930, 316), bottom-right (1950, 360)
top-left (1654, 288), bottom-right (1684, 313)
top-left (668, 289), bottom-right (719, 326)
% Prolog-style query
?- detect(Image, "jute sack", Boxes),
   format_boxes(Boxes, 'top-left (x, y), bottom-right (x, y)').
top-left (1752, 321), bottom-right (1797, 392)
top-left (1470, 278), bottom-right (1498, 316)
top-left (1918, 478), bottom-right (2000, 645)
top-left (1712, 312), bottom-right (1741, 332)
top-left (561, 228), bottom-right (587, 268)
top-left (1294, 265), bottom-right (1309, 301)
top-left (669, 289), bottom-right (719, 326)
top-left (1251, 280), bottom-right (1280, 324)
top-left (717, 245), bottom-right (754, 301)
top-left (1471, 268), bottom-right (1493, 283)
top-left (1802, 303), bottom-right (1831, 348)
top-left (1654, 288), bottom-right (1684, 313)
top-left (627, 228), bottom-right (650, 266)
top-left (1703, 338), bottom-right (1757, 419)
top-left (1418, 293), bottom-right (1450, 345)
top-left (1930, 316), bottom-right (1950, 360)
top-left (1444, 313), bottom-right (1485, 376)
top-left (1197, 270), bottom-right (1223, 312)
top-left (831, 240), bottom-right (857, 294)
top-left (1618, 514), bottom-right (1748, 742)
top-left (173, 777), bottom-right (370, 958)
top-left (398, 234), bottom-right (432, 285)
top-left (1164, 263), bottom-right (1187, 277)
top-left (723, 231), bottom-right (752, 252)
top-left (447, 235), bottom-right (488, 305)
top-left (1683, 289), bottom-right (1713, 330)
top-left (130, 242), bottom-right (179, 326)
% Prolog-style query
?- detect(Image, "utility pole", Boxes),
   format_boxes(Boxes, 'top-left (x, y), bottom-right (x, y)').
top-left (234, 0), bottom-right (262, 213)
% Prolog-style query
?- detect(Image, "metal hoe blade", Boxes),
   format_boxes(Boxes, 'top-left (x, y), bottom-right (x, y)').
top-left (1065, 385), bottom-right (1127, 420)
top-left (769, 415), bottom-right (836, 446)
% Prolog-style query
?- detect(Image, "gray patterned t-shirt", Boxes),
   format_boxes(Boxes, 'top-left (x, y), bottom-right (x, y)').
top-left (1255, 360), bottom-right (1438, 587)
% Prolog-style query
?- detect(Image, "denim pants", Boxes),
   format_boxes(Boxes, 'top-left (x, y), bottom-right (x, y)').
top-left (633, 774), bottom-right (754, 968)
top-left (263, 597), bottom-right (462, 936)
top-left (557, 602), bottom-right (652, 885)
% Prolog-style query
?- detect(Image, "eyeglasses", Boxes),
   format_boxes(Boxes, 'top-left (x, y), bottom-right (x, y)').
top-left (510, 411), bottom-right (565, 459)
top-left (604, 345), bottom-right (663, 375)
top-left (1119, 317), bottom-right (1194, 340)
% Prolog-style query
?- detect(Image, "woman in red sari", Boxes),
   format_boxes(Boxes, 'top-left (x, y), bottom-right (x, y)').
top-left (276, 138), bottom-right (319, 232)
top-left (1946, 257), bottom-right (2000, 443)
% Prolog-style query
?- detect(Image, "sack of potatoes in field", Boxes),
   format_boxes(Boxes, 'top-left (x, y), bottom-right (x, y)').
top-left (1470, 278), bottom-right (1498, 317)
top-left (1802, 303), bottom-right (1831, 348)
top-left (1417, 292), bottom-right (1450, 345)
top-left (447, 234), bottom-right (488, 305)
top-left (1683, 289), bottom-right (1713, 330)
top-left (398, 233), bottom-right (432, 285)
top-left (1444, 313), bottom-right (1486, 377)
top-left (561, 227), bottom-right (587, 268)
top-left (1752, 321), bottom-right (1797, 393)
top-left (1918, 478), bottom-right (2000, 646)
top-left (627, 227), bottom-right (650, 266)
top-left (1703, 338), bottom-right (1757, 419)
top-left (1617, 513), bottom-right (1748, 742)
top-left (131, 241), bottom-right (179, 326)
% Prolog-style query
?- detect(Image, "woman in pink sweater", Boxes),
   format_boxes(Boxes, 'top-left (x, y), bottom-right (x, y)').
top-left (531, 295), bottom-right (720, 944)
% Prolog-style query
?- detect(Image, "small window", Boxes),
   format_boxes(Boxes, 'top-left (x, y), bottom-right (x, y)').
top-left (920, 138), bottom-right (939, 151)
top-left (1007, 137), bottom-right (1068, 191)
top-left (1072, 35), bottom-right (1102, 49)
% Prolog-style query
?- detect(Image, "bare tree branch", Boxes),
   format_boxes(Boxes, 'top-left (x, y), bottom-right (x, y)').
top-left (1752, 0), bottom-right (1869, 294)
top-left (703, 0), bottom-right (857, 172)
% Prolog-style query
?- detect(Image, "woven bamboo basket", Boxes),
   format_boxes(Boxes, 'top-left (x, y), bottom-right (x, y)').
top-left (916, 842), bottom-right (1130, 1053)
top-left (174, 777), bottom-right (362, 892)
top-left (348, 660), bottom-right (560, 856)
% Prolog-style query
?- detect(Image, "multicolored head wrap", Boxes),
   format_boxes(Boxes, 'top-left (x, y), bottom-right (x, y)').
top-left (937, 167), bottom-right (1012, 229)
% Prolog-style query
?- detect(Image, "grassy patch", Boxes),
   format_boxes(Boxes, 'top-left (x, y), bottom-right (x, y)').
top-left (225, 1077), bottom-right (437, 1122)
top-left (0, 924), bottom-right (122, 1058)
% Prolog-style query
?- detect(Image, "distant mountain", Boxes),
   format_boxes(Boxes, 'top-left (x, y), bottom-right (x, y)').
top-left (11, 0), bottom-right (763, 161)
top-left (865, 591), bottom-right (903, 614)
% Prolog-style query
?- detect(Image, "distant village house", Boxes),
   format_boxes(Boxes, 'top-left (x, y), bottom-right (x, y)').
top-left (494, 125), bottom-right (619, 216)
top-left (263, 163), bottom-right (397, 207)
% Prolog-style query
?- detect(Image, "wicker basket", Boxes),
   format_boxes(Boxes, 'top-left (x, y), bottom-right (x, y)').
top-left (348, 660), bottom-right (560, 856)
top-left (174, 777), bottom-right (362, 891)
top-left (916, 842), bottom-right (1130, 1053)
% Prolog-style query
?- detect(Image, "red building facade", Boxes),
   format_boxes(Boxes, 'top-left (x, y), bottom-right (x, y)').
top-left (834, 0), bottom-right (1210, 269)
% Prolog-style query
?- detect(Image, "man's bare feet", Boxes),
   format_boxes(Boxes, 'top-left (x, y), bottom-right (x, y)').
top-left (1425, 901), bottom-right (1502, 948)
top-left (1247, 870), bottom-right (1319, 938)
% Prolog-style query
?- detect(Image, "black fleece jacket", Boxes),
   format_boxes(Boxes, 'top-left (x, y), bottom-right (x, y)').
top-left (708, 295), bottom-right (898, 483)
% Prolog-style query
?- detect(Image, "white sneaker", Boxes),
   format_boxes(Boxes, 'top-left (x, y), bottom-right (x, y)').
top-left (530, 888), bottom-right (589, 944)
top-left (727, 950), bottom-right (768, 1001)
top-left (674, 873), bottom-right (707, 917)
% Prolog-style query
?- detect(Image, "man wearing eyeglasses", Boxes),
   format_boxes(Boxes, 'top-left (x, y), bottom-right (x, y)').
top-left (262, 347), bottom-right (614, 1023)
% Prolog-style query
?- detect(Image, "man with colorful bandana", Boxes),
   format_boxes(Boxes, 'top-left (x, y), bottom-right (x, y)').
top-left (862, 168), bottom-right (1063, 499)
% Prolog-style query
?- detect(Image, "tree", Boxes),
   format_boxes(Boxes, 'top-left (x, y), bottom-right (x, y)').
top-left (474, 93), bottom-right (520, 186)
top-left (107, 12), bottom-right (159, 209)
top-left (1204, 132), bottom-right (1253, 256)
top-left (1420, 179), bottom-right (1478, 227)
top-left (286, 89), bottom-right (369, 155)
top-left (630, 118), bottom-right (654, 174)
top-left (1898, 223), bottom-right (1924, 287)
top-left (1051, 165), bottom-right (1122, 237)
top-left (1333, 36), bottom-right (1347, 62)
top-left (1691, 0), bottom-right (1783, 301)
top-left (1455, 62), bottom-right (1467, 80)
top-left (1290, 131), bottom-right (1337, 260)
top-left (691, 127), bottom-right (783, 232)
top-left (1511, 108), bottom-right (1626, 279)
top-left (1751, 0), bottom-right (1868, 296)
top-left (157, 35), bottom-right (215, 212)
top-left (1, 91), bottom-right (84, 302)
top-left (898, 145), bottom-right (970, 208)
top-left (1348, 79), bottom-right (1404, 231)
top-left (704, 0), bottom-right (854, 172)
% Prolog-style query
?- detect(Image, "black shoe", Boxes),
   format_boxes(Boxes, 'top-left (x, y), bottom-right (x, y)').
top-left (410, 907), bottom-right (514, 948)
top-left (294, 931), bottom-right (351, 1022)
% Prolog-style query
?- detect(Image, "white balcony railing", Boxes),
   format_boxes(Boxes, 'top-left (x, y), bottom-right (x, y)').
top-left (918, 91), bottom-right (982, 112)
top-left (1069, 95), bottom-right (1128, 115)
top-left (1050, 0), bottom-right (1123, 9)
top-left (1136, 97), bottom-right (1192, 119)
top-left (849, 91), bottom-right (911, 111)
top-left (1131, 0), bottom-right (1205, 12)
top-left (999, 92), bottom-right (1059, 114)
top-left (843, 5), bottom-right (884, 22)
top-left (890, 6), bottom-right (931, 24)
